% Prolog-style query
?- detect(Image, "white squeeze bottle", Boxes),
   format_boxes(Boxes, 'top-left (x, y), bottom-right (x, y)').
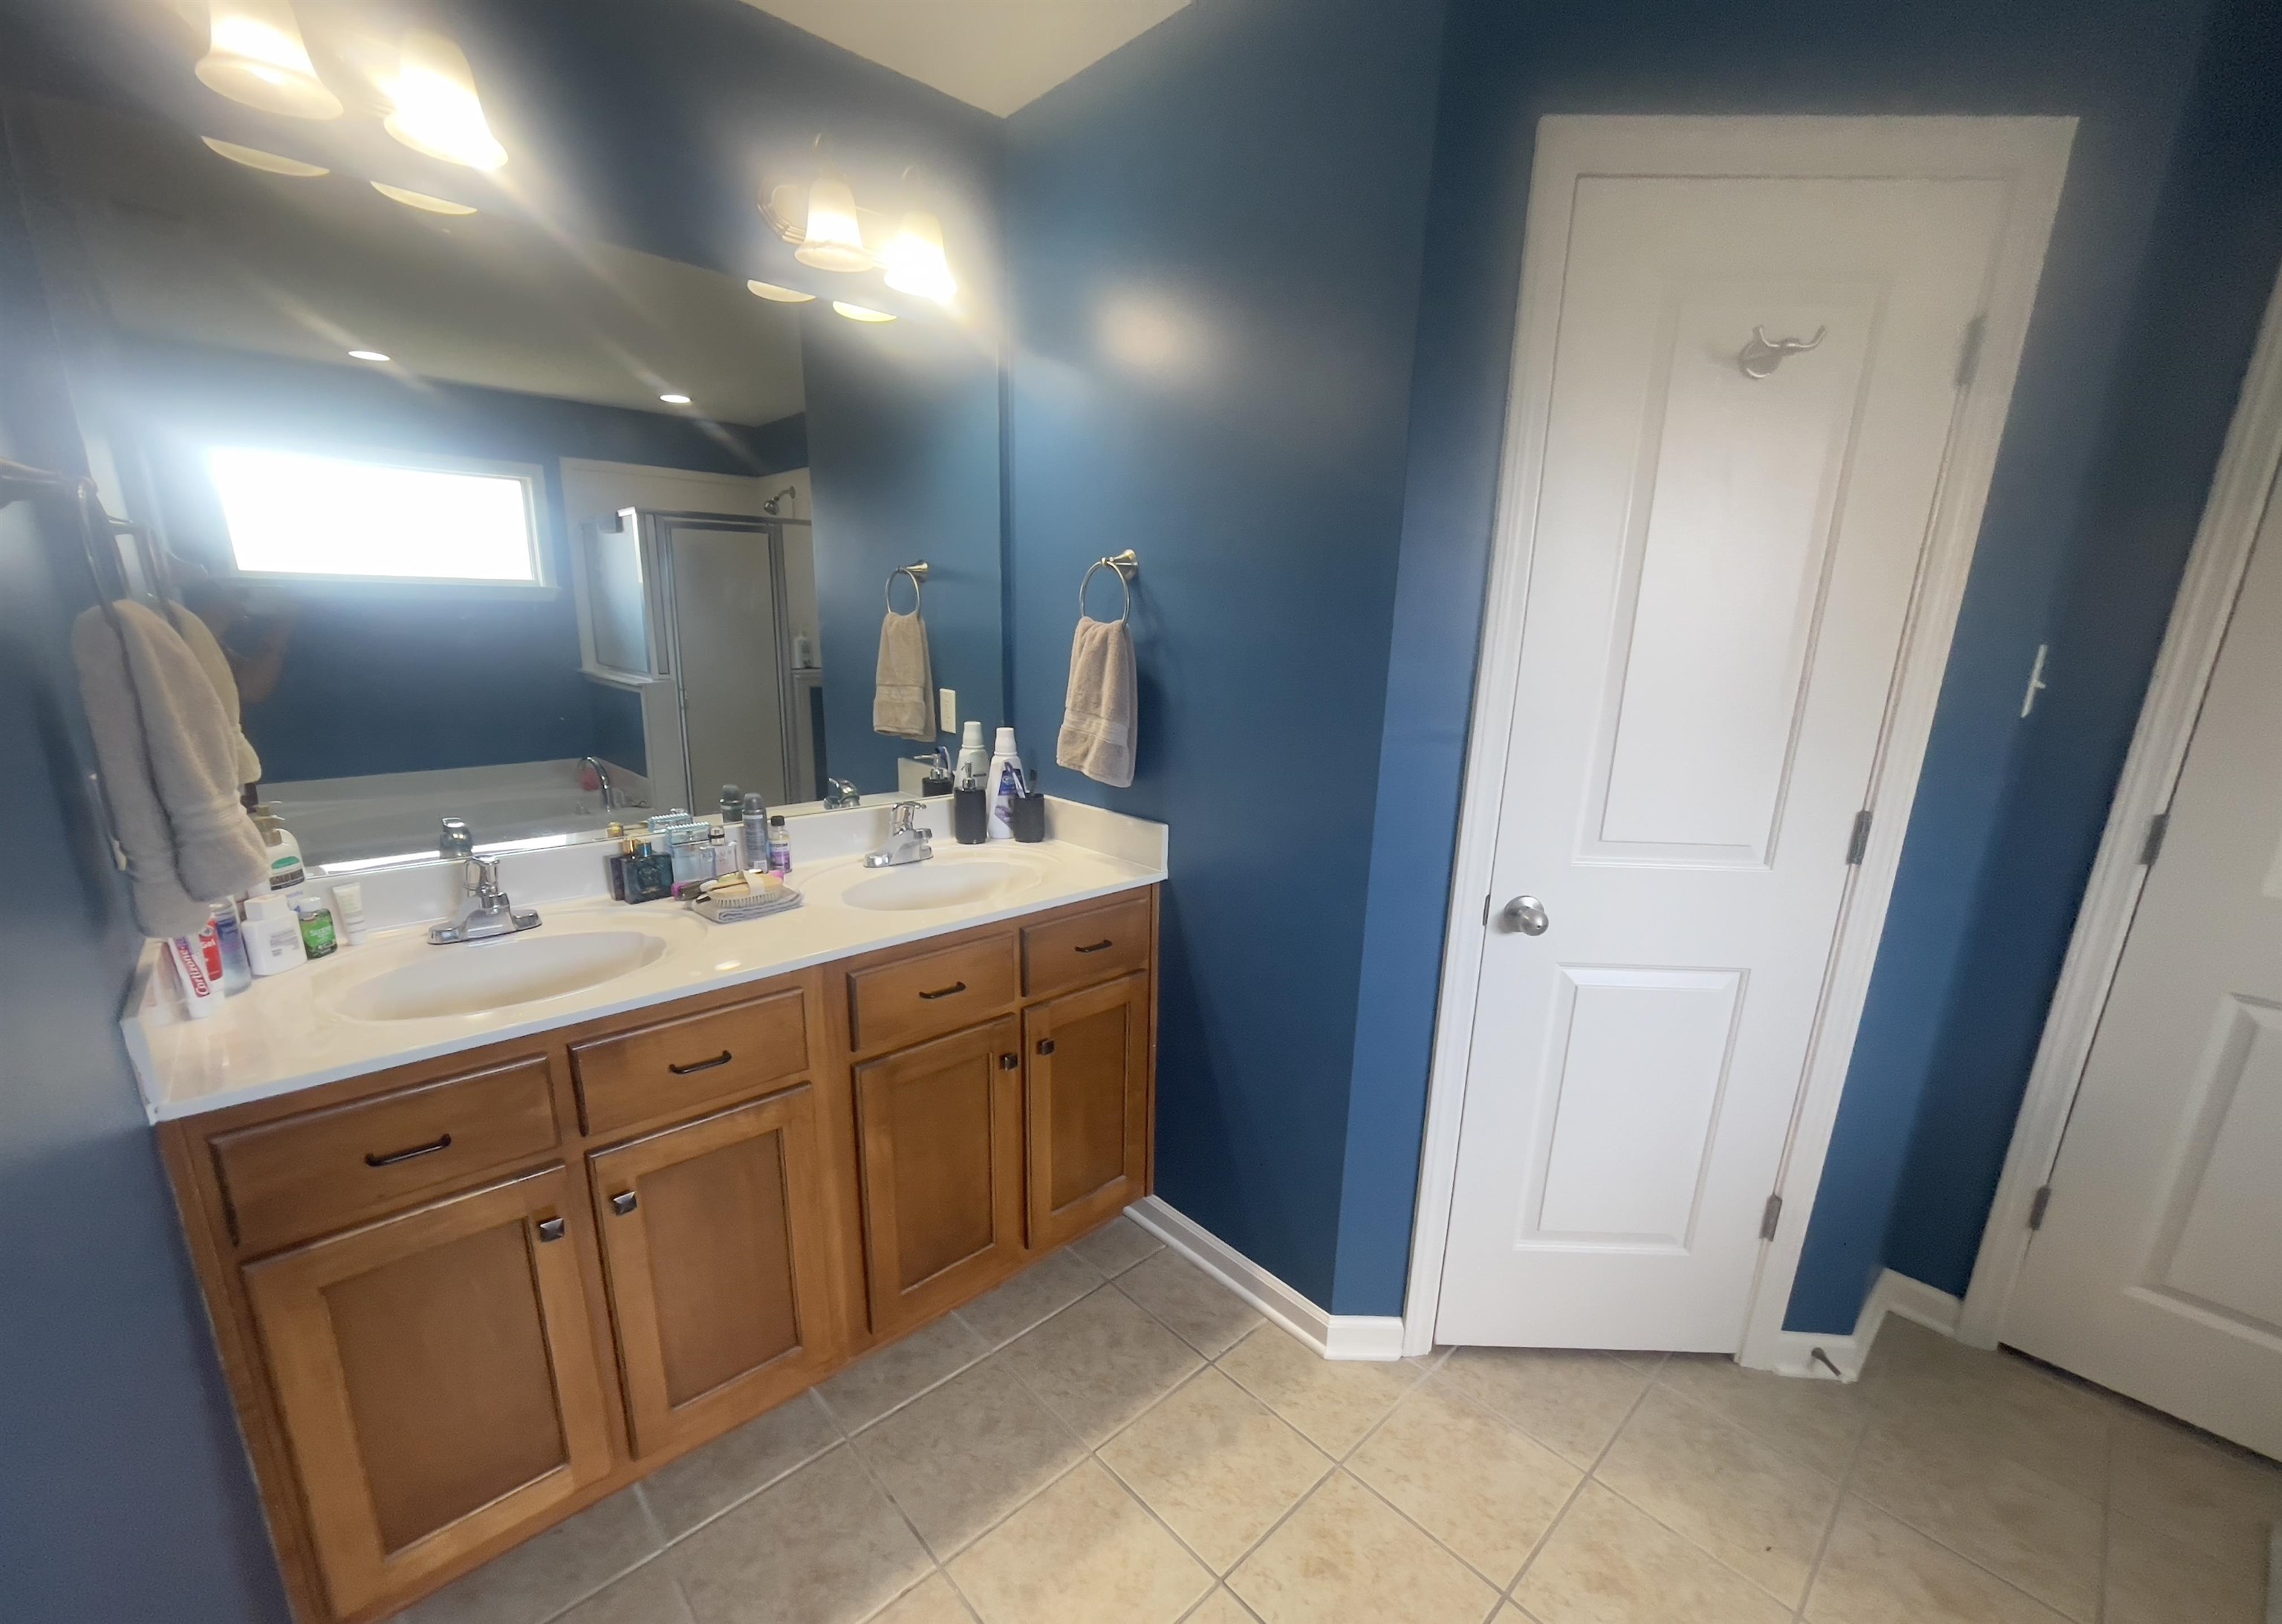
top-left (986, 727), bottom-right (1024, 840)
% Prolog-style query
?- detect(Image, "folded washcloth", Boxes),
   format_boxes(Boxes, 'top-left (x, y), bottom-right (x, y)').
top-left (72, 599), bottom-right (271, 938)
top-left (166, 602), bottom-right (261, 787)
top-left (1057, 614), bottom-right (1137, 788)
top-left (873, 608), bottom-right (935, 742)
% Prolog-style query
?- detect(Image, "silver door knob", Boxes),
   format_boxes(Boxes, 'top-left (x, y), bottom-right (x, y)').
top-left (1501, 896), bottom-right (1550, 935)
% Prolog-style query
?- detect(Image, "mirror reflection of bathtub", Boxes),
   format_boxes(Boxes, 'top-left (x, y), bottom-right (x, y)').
top-left (259, 759), bottom-right (645, 868)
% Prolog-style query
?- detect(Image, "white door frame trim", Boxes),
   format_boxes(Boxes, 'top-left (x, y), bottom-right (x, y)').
top-left (1400, 114), bottom-right (2078, 1367)
top-left (1956, 262), bottom-right (2282, 1350)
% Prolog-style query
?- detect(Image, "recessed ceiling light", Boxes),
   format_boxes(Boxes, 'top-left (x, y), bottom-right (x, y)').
top-left (659, 393), bottom-right (692, 405)
top-left (201, 137), bottom-right (328, 177)
top-left (832, 302), bottom-right (895, 324)
top-left (348, 349), bottom-right (390, 363)
top-left (371, 181), bottom-right (476, 215)
top-left (747, 280), bottom-right (815, 303)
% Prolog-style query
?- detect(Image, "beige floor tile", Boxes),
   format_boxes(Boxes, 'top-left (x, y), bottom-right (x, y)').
top-left (673, 1446), bottom-right (931, 1624)
top-left (956, 1248), bottom-right (1105, 1349)
top-left (1180, 1590), bottom-right (1260, 1623)
top-left (871, 1574), bottom-right (978, 1624)
top-left (817, 1313), bottom-right (989, 1432)
top-left (852, 1355), bottom-right (1084, 1556)
top-left (1099, 1366), bottom-right (1330, 1573)
top-left (999, 1284), bottom-right (1202, 1444)
top-left (639, 1390), bottom-right (842, 1540)
top-left (1229, 1470), bottom-right (1500, 1624)
top-left (1114, 1251), bottom-right (1264, 1357)
top-left (400, 1486), bottom-right (663, 1624)
top-left (1217, 1325), bottom-right (1421, 1456)
top-left (553, 1562), bottom-right (695, 1624)
top-left (1657, 1353), bottom-right (1870, 1478)
top-left (949, 1460), bottom-right (1212, 1624)
top-left (1073, 1212), bottom-right (1166, 1278)
top-left (1511, 1480), bottom-right (1789, 1624)
top-left (1849, 1417), bottom-right (2101, 1620)
top-left (2103, 1507), bottom-right (2268, 1624)
top-left (1804, 1497), bottom-right (2068, 1624)
top-left (1596, 1386), bottom-right (1839, 1606)
top-left (2107, 1412), bottom-right (2282, 1568)
top-left (1859, 1322), bottom-right (2113, 1499)
top-left (1348, 1383), bottom-right (1579, 1585)
top-left (1436, 1348), bottom-right (1648, 1467)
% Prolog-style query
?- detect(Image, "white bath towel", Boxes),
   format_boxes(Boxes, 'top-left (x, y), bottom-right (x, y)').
top-left (72, 600), bottom-right (270, 938)
top-left (873, 608), bottom-right (935, 742)
top-left (1056, 614), bottom-right (1137, 788)
top-left (166, 602), bottom-right (261, 787)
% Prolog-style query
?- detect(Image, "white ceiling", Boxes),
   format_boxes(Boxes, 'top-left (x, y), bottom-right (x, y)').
top-left (743, 1), bottom-right (1191, 117)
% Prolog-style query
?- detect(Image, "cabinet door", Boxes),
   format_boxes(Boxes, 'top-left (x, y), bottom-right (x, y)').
top-left (854, 1016), bottom-right (1024, 1334)
top-left (243, 1166), bottom-right (614, 1619)
top-left (1024, 972), bottom-right (1151, 1250)
top-left (589, 1085), bottom-right (841, 1458)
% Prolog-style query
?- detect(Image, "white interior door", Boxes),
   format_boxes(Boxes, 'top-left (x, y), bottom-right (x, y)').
top-left (1437, 172), bottom-right (2011, 1351)
top-left (2004, 484), bottom-right (2282, 1458)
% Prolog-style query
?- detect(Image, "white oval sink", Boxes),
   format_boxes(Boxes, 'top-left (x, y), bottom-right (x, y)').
top-left (329, 929), bottom-right (671, 1022)
top-left (841, 859), bottom-right (1041, 912)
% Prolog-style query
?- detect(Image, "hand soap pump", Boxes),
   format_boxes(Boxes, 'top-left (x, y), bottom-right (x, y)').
top-left (986, 727), bottom-right (1024, 842)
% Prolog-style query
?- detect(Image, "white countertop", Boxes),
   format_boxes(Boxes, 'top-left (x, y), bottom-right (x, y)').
top-left (126, 798), bottom-right (1166, 1123)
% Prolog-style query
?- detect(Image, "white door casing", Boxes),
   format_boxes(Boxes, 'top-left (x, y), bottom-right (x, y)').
top-left (1404, 117), bottom-right (2075, 1365)
top-left (2001, 479), bottom-right (2282, 1458)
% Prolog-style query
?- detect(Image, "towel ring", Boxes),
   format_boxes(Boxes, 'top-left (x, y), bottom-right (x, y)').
top-left (886, 561), bottom-right (928, 614)
top-left (1080, 549), bottom-right (1138, 623)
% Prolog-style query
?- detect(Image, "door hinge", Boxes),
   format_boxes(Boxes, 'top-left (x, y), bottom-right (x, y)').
top-left (1483, 894), bottom-right (1492, 927)
top-left (2140, 812), bottom-right (2170, 866)
top-left (1957, 315), bottom-right (1987, 387)
top-left (2026, 1184), bottom-right (2053, 1231)
top-left (1759, 1193), bottom-right (1784, 1241)
top-left (1845, 810), bottom-right (1873, 865)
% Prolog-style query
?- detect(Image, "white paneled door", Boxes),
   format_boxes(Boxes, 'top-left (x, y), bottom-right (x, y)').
top-left (1438, 172), bottom-right (2012, 1350)
top-left (2004, 487), bottom-right (2282, 1458)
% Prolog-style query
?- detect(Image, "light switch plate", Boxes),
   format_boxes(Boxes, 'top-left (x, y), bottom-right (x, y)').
top-left (938, 686), bottom-right (957, 733)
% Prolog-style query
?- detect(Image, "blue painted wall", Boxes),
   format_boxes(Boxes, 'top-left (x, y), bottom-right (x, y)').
top-left (1003, 0), bottom-right (1449, 1306)
top-left (0, 137), bottom-right (291, 1624)
top-left (1882, 0), bottom-right (2282, 1301)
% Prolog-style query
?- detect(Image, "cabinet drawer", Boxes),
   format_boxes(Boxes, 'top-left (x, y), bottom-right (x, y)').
top-left (847, 934), bottom-right (1018, 1053)
top-left (1021, 895), bottom-right (1151, 999)
top-left (570, 987), bottom-right (810, 1136)
top-left (212, 1056), bottom-right (559, 1253)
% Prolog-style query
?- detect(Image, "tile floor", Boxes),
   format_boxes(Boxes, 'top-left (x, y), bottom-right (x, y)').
top-left (394, 1212), bottom-right (2282, 1624)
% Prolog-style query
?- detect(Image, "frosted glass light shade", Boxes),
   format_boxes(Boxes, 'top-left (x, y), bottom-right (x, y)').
top-left (383, 30), bottom-right (507, 170)
top-left (796, 177), bottom-right (871, 272)
top-left (882, 210), bottom-right (955, 304)
top-left (195, 2), bottom-right (342, 120)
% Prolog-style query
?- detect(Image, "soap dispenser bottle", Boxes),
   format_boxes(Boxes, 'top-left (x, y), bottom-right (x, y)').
top-left (986, 727), bottom-right (1024, 841)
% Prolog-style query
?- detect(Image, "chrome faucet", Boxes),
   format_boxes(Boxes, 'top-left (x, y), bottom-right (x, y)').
top-left (428, 817), bottom-right (542, 944)
top-left (862, 801), bottom-right (934, 868)
top-left (824, 778), bottom-right (861, 808)
top-left (579, 755), bottom-right (617, 813)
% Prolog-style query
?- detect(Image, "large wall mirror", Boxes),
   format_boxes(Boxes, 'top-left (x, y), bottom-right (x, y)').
top-left (7, 0), bottom-right (1004, 865)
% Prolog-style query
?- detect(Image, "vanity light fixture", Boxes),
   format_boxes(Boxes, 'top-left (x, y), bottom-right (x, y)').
top-left (747, 279), bottom-right (816, 303)
top-left (371, 181), bottom-right (476, 215)
top-left (796, 175), bottom-right (871, 273)
top-left (658, 393), bottom-right (692, 406)
top-left (832, 302), bottom-right (895, 324)
top-left (195, 1), bottom-right (342, 120)
top-left (201, 137), bottom-right (328, 176)
top-left (882, 208), bottom-right (955, 305)
top-left (383, 29), bottom-right (507, 170)
top-left (347, 349), bottom-right (391, 362)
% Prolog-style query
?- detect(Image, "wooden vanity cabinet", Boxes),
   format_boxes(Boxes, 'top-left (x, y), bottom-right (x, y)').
top-left (158, 886), bottom-right (1157, 1624)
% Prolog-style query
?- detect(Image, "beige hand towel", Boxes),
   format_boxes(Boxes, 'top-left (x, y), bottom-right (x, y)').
top-left (1056, 614), bottom-right (1137, 788)
top-left (72, 600), bottom-right (271, 938)
top-left (873, 608), bottom-right (935, 742)
top-left (166, 602), bottom-right (262, 786)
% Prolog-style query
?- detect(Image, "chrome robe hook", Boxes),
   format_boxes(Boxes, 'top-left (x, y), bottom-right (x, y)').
top-left (1738, 325), bottom-right (1827, 378)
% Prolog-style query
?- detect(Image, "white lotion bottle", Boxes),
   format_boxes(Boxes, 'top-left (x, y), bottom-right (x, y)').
top-left (986, 726), bottom-right (1024, 841)
top-left (242, 892), bottom-right (308, 976)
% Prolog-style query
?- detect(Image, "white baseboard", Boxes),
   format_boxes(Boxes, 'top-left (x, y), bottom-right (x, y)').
top-left (1746, 1268), bottom-right (1963, 1381)
top-left (1124, 1196), bottom-right (1405, 1362)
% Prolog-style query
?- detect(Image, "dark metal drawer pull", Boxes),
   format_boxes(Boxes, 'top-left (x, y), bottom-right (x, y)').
top-left (536, 1216), bottom-right (566, 1243)
top-left (1074, 939), bottom-right (1114, 953)
top-left (668, 1050), bottom-right (733, 1075)
top-left (611, 1191), bottom-right (639, 1217)
top-left (1036, 1039), bottom-right (1056, 1056)
top-left (918, 981), bottom-right (967, 1000)
top-left (999, 1053), bottom-right (1019, 1071)
top-left (365, 1133), bottom-right (452, 1168)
